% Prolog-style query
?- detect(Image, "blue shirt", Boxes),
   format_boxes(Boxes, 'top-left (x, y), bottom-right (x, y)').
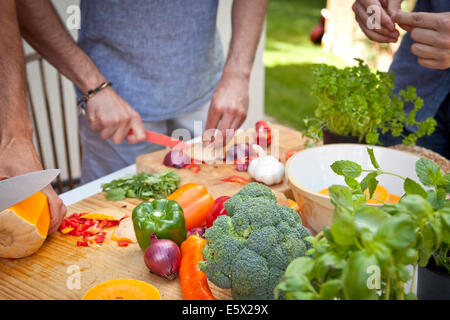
top-left (389, 0), bottom-right (450, 131)
top-left (77, 0), bottom-right (224, 122)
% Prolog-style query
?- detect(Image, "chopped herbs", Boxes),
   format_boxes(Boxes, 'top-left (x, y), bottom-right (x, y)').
top-left (101, 170), bottom-right (180, 201)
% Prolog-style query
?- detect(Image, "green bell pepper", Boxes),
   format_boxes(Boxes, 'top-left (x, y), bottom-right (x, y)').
top-left (132, 199), bottom-right (187, 250)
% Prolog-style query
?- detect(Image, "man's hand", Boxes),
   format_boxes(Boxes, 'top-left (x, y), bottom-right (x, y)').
top-left (394, 11), bottom-right (450, 70)
top-left (352, 0), bottom-right (401, 43)
top-left (0, 138), bottom-right (66, 235)
top-left (86, 87), bottom-right (146, 144)
top-left (204, 72), bottom-right (249, 146)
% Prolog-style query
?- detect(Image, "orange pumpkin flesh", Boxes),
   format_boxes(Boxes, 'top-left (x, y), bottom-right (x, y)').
top-left (0, 191), bottom-right (50, 258)
top-left (82, 279), bottom-right (160, 300)
top-left (319, 185), bottom-right (399, 205)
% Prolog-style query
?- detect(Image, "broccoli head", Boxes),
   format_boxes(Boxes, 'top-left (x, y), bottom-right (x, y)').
top-left (199, 183), bottom-right (312, 300)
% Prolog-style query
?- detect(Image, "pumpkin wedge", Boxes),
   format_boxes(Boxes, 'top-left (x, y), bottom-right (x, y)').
top-left (82, 279), bottom-right (160, 300)
top-left (0, 191), bottom-right (50, 259)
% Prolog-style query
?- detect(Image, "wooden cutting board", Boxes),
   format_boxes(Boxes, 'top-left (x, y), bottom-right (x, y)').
top-left (0, 124), bottom-right (309, 300)
top-left (0, 193), bottom-right (233, 300)
top-left (137, 124), bottom-right (310, 199)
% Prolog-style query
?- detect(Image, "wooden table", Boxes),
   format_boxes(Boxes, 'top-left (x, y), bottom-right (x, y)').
top-left (0, 124), bottom-right (308, 300)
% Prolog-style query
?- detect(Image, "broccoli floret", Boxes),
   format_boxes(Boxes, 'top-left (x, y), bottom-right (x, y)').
top-left (225, 182), bottom-right (276, 214)
top-left (200, 183), bottom-right (311, 300)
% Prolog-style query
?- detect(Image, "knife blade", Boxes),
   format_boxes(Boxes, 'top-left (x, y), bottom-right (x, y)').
top-left (0, 169), bottom-right (61, 212)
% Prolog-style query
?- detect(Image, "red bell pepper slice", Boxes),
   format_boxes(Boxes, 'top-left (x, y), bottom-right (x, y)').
top-left (206, 196), bottom-right (231, 228)
top-left (221, 176), bottom-right (250, 185)
top-left (77, 241), bottom-right (89, 247)
top-left (117, 240), bottom-right (129, 247)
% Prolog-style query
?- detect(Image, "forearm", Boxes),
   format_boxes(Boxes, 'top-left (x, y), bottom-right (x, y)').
top-left (0, 0), bottom-right (33, 143)
top-left (16, 0), bottom-right (105, 92)
top-left (224, 0), bottom-right (269, 79)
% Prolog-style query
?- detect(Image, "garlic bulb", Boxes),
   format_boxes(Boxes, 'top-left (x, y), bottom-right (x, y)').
top-left (248, 145), bottom-right (285, 185)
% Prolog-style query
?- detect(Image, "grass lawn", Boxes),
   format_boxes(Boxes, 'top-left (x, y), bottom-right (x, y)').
top-left (264, 0), bottom-right (346, 131)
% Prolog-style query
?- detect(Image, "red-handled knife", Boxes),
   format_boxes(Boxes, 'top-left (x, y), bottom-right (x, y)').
top-left (129, 129), bottom-right (191, 149)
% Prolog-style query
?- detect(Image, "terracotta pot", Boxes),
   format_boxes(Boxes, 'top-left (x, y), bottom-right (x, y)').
top-left (417, 266), bottom-right (450, 300)
top-left (322, 129), bottom-right (365, 145)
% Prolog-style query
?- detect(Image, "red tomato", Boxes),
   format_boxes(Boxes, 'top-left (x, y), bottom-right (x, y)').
top-left (206, 196), bottom-right (231, 228)
top-left (255, 120), bottom-right (272, 146)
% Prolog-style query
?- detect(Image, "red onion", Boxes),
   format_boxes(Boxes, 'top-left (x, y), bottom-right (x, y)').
top-left (144, 233), bottom-right (181, 280)
top-left (225, 142), bottom-right (254, 164)
top-left (235, 159), bottom-right (249, 172)
top-left (186, 227), bottom-right (205, 238)
top-left (163, 149), bottom-right (191, 169)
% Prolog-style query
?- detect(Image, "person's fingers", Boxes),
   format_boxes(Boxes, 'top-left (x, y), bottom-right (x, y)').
top-left (126, 113), bottom-right (146, 144)
top-left (99, 125), bottom-right (117, 140)
top-left (410, 27), bottom-right (442, 47)
top-left (411, 42), bottom-right (440, 59)
top-left (353, 2), bottom-right (398, 39)
top-left (356, 15), bottom-right (398, 42)
top-left (216, 112), bottom-right (234, 147)
top-left (42, 185), bottom-right (67, 235)
top-left (395, 11), bottom-right (440, 30)
top-left (387, 0), bottom-right (403, 18)
top-left (203, 103), bottom-right (222, 143)
top-left (417, 57), bottom-right (445, 69)
top-left (109, 111), bottom-right (131, 144)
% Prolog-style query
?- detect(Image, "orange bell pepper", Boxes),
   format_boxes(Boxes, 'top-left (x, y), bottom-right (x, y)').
top-left (179, 235), bottom-right (216, 300)
top-left (167, 183), bottom-right (214, 230)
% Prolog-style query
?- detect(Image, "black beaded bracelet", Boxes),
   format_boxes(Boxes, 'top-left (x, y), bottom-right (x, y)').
top-left (77, 81), bottom-right (112, 115)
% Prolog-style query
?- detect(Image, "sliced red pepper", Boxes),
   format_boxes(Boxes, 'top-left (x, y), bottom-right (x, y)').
top-left (77, 241), bottom-right (89, 247)
top-left (190, 164), bottom-right (200, 173)
top-left (95, 232), bottom-right (107, 244)
top-left (117, 240), bottom-right (129, 247)
top-left (222, 176), bottom-right (250, 185)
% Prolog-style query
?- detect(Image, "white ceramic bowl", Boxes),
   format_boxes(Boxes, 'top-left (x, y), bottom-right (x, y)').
top-left (286, 144), bottom-right (422, 234)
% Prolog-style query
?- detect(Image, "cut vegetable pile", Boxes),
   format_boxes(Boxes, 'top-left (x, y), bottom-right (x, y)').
top-left (59, 209), bottom-right (136, 247)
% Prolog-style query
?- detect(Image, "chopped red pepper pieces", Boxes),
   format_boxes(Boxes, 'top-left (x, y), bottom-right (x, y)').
top-left (77, 241), bottom-right (89, 247)
top-left (117, 240), bottom-right (130, 247)
top-left (59, 213), bottom-right (123, 247)
top-left (221, 176), bottom-right (250, 185)
top-left (184, 163), bottom-right (201, 173)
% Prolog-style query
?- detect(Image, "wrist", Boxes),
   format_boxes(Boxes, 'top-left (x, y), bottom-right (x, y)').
top-left (74, 67), bottom-right (107, 94)
top-left (221, 64), bottom-right (251, 83)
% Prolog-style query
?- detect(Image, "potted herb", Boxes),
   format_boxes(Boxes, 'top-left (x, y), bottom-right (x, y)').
top-left (303, 59), bottom-right (436, 145)
top-left (276, 148), bottom-right (450, 300)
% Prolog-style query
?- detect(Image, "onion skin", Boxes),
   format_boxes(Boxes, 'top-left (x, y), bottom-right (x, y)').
top-left (144, 234), bottom-right (181, 280)
top-left (186, 227), bottom-right (205, 238)
top-left (163, 150), bottom-right (190, 169)
top-left (225, 143), bottom-right (253, 163)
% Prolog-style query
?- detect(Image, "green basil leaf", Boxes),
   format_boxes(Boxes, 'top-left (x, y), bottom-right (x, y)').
top-left (342, 250), bottom-right (379, 300)
top-left (330, 212), bottom-right (358, 246)
top-left (331, 160), bottom-right (362, 178)
top-left (329, 185), bottom-right (354, 211)
top-left (319, 279), bottom-right (343, 300)
top-left (403, 177), bottom-right (427, 198)
top-left (345, 176), bottom-right (360, 190)
top-left (354, 207), bottom-right (390, 233)
top-left (376, 214), bottom-right (416, 249)
top-left (415, 158), bottom-right (442, 187)
top-left (368, 176), bottom-right (379, 199)
top-left (284, 257), bottom-right (315, 277)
